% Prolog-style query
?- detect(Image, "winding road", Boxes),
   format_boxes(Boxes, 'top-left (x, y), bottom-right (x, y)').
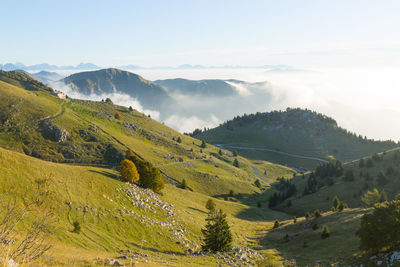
top-left (217, 144), bottom-right (328, 163)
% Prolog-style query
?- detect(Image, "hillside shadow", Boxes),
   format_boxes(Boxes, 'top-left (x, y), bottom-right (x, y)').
top-left (89, 170), bottom-right (121, 181)
top-left (213, 186), bottom-right (290, 222)
top-left (188, 207), bottom-right (207, 214)
top-left (128, 243), bottom-right (186, 256)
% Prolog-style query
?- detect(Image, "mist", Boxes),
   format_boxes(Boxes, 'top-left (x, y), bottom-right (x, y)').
top-left (47, 67), bottom-right (400, 142)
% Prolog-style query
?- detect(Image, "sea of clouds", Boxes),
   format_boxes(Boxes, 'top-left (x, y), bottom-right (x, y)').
top-left (47, 67), bottom-right (400, 142)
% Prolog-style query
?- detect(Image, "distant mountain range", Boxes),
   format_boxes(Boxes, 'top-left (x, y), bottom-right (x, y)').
top-left (0, 62), bottom-right (297, 71)
top-left (31, 71), bottom-right (64, 83)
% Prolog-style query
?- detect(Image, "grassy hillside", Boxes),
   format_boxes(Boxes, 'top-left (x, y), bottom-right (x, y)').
top-left (276, 148), bottom-right (400, 217)
top-left (0, 73), bottom-right (297, 198)
top-left (193, 108), bottom-right (398, 169)
top-left (1, 71), bottom-right (394, 265)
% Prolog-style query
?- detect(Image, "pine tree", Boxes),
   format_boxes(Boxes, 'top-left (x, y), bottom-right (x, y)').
top-left (379, 189), bottom-right (388, 202)
top-left (233, 150), bottom-right (238, 157)
top-left (321, 225), bottom-right (330, 239)
top-left (218, 149), bottom-right (223, 156)
top-left (200, 140), bottom-right (206, 148)
top-left (332, 195), bottom-right (340, 211)
top-left (177, 137), bottom-right (182, 143)
top-left (254, 179), bottom-right (261, 188)
top-left (273, 220), bottom-right (280, 229)
top-left (314, 209), bottom-right (322, 218)
top-left (233, 158), bottom-right (239, 168)
top-left (129, 106), bottom-right (133, 111)
top-left (201, 209), bottom-right (233, 252)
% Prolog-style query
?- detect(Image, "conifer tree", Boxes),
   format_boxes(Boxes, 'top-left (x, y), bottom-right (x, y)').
top-left (120, 159), bottom-right (140, 182)
top-left (332, 195), bottom-right (340, 211)
top-left (205, 199), bottom-right (216, 212)
top-left (273, 220), bottom-right (280, 229)
top-left (201, 209), bottom-right (233, 252)
top-left (201, 140), bottom-right (206, 148)
top-left (233, 158), bottom-right (239, 168)
top-left (321, 225), bottom-right (330, 239)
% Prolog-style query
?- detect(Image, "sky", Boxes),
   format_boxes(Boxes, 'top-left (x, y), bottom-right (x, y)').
top-left (2, 1), bottom-right (400, 141)
top-left (1, 0), bottom-right (400, 68)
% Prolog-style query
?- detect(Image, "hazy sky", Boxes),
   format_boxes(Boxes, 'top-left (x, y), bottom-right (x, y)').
top-left (1, 0), bottom-right (400, 68)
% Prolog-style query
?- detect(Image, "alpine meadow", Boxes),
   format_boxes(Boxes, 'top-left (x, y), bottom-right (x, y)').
top-left (1, 1), bottom-right (400, 266)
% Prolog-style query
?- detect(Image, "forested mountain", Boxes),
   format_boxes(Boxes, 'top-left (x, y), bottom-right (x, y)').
top-left (192, 108), bottom-right (398, 169)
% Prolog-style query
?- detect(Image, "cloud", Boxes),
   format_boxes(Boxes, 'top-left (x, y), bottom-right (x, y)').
top-left (164, 114), bottom-right (220, 133)
top-left (225, 81), bottom-right (252, 96)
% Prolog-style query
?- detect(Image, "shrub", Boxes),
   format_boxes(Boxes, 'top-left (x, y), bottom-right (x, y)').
top-left (254, 179), bottom-right (261, 188)
top-left (233, 150), bottom-right (238, 157)
top-left (356, 200), bottom-right (400, 253)
top-left (312, 223), bottom-right (319, 230)
top-left (293, 216), bottom-right (297, 223)
top-left (120, 159), bottom-right (140, 182)
top-left (321, 225), bottom-right (330, 239)
top-left (105, 98), bottom-right (113, 104)
top-left (205, 199), bottom-right (216, 212)
top-left (72, 221), bottom-right (81, 234)
top-left (177, 137), bottom-right (182, 143)
top-left (229, 190), bottom-right (235, 197)
top-left (273, 220), bottom-right (280, 229)
top-left (218, 149), bottom-right (222, 156)
top-left (181, 178), bottom-right (188, 189)
top-left (361, 188), bottom-right (383, 206)
top-left (314, 209), bottom-right (322, 218)
top-left (114, 112), bottom-right (122, 120)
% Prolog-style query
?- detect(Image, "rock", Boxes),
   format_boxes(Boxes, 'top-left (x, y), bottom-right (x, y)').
top-left (116, 255), bottom-right (128, 260)
top-left (113, 260), bottom-right (124, 266)
top-left (391, 251), bottom-right (400, 262)
top-left (41, 123), bottom-right (70, 142)
top-left (7, 259), bottom-right (18, 267)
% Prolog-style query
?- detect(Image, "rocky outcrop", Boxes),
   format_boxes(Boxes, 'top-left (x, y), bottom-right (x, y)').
top-left (41, 123), bottom-right (70, 142)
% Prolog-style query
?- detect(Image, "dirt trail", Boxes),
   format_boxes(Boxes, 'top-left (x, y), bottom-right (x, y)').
top-left (217, 144), bottom-right (328, 163)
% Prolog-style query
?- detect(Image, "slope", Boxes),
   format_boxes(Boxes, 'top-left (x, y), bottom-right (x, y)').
top-left (0, 70), bottom-right (294, 197)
